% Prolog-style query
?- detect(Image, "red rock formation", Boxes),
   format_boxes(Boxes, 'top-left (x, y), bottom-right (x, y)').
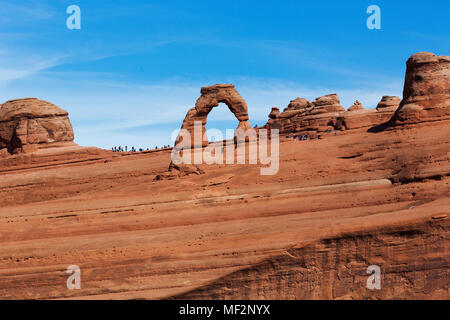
top-left (335, 109), bottom-right (392, 131)
top-left (0, 98), bottom-right (75, 155)
top-left (284, 98), bottom-right (311, 112)
top-left (335, 97), bottom-right (400, 131)
top-left (278, 98), bottom-right (314, 120)
top-left (310, 94), bottom-right (345, 115)
top-left (392, 52), bottom-right (450, 125)
top-left (268, 107), bottom-right (280, 119)
top-left (264, 94), bottom-right (404, 136)
top-left (175, 84), bottom-right (250, 149)
top-left (172, 218), bottom-right (449, 300)
top-left (348, 100), bottom-right (364, 111)
top-left (161, 84), bottom-right (251, 179)
top-left (376, 96), bottom-right (401, 111)
top-left (265, 94), bottom-right (347, 137)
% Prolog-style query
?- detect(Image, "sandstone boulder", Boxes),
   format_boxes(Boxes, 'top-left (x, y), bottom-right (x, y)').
top-left (0, 98), bottom-right (74, 154)
top-left (268, 107), bottom-right (280, 119)
top-left (310, 94), bottom-right (345, 115)
top-left (376, 96), bottom-right (401, 111)
top-left (276, 98), bottom-right (313, 119)
top-left (392, 52), bottom-right (450, 124)
top-left (336, 109), bottom-right (395, 131)
top-left (348, 100), bottom-right (364, 111)
top-left (283, 98), bottom-right (311, 112)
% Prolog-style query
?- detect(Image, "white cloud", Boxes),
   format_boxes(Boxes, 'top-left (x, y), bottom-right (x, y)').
top-left (0, 54), bottom-right (65, 85)
top-left (0, 1), bottom-right (56, 23)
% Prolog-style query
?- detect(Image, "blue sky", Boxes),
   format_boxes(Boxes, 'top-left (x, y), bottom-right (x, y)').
top-left (0, 0), bottom-right (449, 149)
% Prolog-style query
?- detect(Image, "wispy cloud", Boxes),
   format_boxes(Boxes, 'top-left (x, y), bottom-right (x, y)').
top-left (0, 1), bottom-right (56, 25)
top-left (0, 50), bottom-right (67, 85)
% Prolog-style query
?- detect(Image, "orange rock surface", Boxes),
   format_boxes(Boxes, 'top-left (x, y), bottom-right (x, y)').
top-left (0, 52), bottom-right (448, 300)
top-left (0, 118), bottom-right (448, 299)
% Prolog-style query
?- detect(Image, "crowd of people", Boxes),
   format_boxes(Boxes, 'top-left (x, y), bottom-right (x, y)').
top-left (111, 145), bottom-right (171, 153)
top-left (111, 129), bottom-right (340, 153)
top-left (286, 129), bottom-right (339, 141)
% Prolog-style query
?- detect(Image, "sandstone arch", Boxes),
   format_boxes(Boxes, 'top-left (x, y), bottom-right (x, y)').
top-left (175, 84), bottom-right (251, 148)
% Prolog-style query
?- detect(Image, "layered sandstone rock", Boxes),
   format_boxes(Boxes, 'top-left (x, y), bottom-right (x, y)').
top-left (392, 52), bottom-right (450, 124)
top-left (335, 109), bottom-right (393, 131)
top-left (263, 91), bottom-right (410, 135)
top-left (175, 84), bottom-right (250, 149)
top-left (284, 98), bottom-right (311, 112)
top-left (268, 107), bottom-right (280, 119)
top-left (154, 162), bottom-right (205, 181)
top-left (265, 94), bottom-right (346, 136)
top-left (2, 111), bottom-right (448, 300)
top-left (309, 94), bottom-right (345, 115)
top-left (286, 98), bottom-right (308, 110)
top-left (348, 100), bottom-right (364, 111)
top-left (0, 98), bottom-right (74, 155)
top-left (376, 96), bottom-right (401, 111)
top-left (335, 99), bottom-right (398, 131)
top-left (276, 98), bottom-right (313, 120)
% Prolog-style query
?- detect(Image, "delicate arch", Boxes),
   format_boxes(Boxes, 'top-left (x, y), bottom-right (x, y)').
top-left (175, 84), bottom-right (251, 148)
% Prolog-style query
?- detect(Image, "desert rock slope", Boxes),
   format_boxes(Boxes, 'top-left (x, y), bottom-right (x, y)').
top-left (0, 52), bottom-right (448, 300)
